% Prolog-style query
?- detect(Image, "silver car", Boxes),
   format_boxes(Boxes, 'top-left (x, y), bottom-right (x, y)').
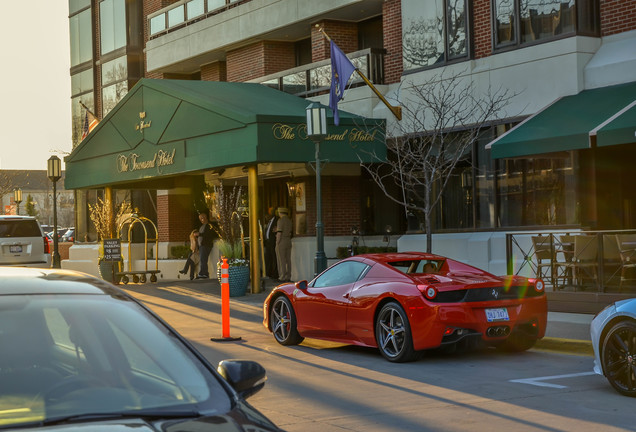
top-left (0, 215), bottom-right (51, 267)
top-left (590, 298), bottom-right (636, 397)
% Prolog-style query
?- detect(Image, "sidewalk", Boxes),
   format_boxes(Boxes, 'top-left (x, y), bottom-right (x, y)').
top-left (125, 277), bottom-right (594, 356)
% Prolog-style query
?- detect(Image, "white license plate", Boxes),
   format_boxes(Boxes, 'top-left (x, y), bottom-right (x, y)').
top-left (485, 308), bottom-right (509, 322)
top-left (9, 245), bottom-right (22, 253)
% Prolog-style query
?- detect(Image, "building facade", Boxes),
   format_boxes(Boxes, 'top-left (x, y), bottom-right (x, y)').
top-left (66, 0), bottom-right (636, 288)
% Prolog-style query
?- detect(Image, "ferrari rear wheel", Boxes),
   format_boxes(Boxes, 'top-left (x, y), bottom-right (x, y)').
top-left (601, 320), bottom-right (636, 397)
top-left (376, 302), bottom-right (417, 362)
top-left (270, 296), bottom-right (304, 346)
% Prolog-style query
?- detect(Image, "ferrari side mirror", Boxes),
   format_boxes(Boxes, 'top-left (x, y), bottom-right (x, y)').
top-left (295, 280), bottom-right (308, 290)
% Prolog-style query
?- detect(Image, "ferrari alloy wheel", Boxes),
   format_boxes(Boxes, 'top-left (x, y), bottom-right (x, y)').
top-left (601, 320), bottom-right (636, 397)
top-left (270, 296), bottom-right (304, 346)
top-left (375, 302), bottom-right (417, 362)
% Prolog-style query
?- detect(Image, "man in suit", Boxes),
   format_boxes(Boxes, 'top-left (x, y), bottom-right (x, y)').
top-left (264, 207), bottom-right (279, 280)
top-left (196, 211), bottom-right (215, 279)
top-left (275, 207), bottom-right (293, 282)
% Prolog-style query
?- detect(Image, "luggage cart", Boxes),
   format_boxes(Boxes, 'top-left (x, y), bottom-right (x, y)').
top-left (116, 214), bottom-right (161, 284)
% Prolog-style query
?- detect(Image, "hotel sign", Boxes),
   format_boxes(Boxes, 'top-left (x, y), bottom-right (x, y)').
top-left (117, 148), bottom-right (176, 175)
top-left (272, 123), bottom-right (381, 145)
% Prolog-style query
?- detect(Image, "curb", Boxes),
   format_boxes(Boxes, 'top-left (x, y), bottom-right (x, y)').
top-left (534, 337), bottom-right (593, 356)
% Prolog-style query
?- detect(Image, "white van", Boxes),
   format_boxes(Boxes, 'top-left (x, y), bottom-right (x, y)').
top-left (0, 216), bottom-right (51, 267)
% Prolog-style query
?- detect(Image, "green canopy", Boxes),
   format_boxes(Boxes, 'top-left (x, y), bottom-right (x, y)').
top-left (488, 81), bottom-right (636, 159)
top-left (65, 79), bottom-right (386, 189)
top-left (592, 100), bottom-right (636, 147)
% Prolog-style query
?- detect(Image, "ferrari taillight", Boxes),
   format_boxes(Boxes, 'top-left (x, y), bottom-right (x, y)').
top-left (417, 284), bottom-right (437, 300)
top-left (533, 279), bottom-right (545, 292)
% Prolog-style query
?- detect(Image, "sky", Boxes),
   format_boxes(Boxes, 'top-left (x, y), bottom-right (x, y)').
top-left (0, 2), bottom-right (71, 170)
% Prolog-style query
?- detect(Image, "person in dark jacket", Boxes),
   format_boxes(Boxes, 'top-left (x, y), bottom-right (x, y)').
top-left (264, 207), bottom-right (279, 280)
top-left (196, 211), bottom-right (215, 279)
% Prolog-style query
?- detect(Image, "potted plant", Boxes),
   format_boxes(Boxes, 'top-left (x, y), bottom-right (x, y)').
top-left (207, 183), bottom-right (249, 297)
top-left (88, 197), bottom-right (131, 282)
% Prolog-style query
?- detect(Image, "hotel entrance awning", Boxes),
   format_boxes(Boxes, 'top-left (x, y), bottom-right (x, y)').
top-left (487, 81), bottom-right (636, 159)
top-left (64, 78), bottom-right (386, 189)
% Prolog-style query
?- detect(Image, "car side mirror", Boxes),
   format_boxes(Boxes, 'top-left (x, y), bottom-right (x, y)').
top-left (217, 360), bottom-right (267, 399)
top-left (295, 280), bottom-right (308, 290)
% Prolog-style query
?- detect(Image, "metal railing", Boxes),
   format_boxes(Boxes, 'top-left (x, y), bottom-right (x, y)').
top-left (506, 230), bottom-right (636, 293)
top-left (248, 48), bottom-right (385, 97)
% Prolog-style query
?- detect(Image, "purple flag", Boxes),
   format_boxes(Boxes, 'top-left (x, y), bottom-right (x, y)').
top-left (329, 40), bottom-right (357, 126)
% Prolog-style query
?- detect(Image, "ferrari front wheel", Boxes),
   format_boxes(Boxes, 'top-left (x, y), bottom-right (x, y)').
top-left (270, 296), bottom-right (304, 346)
top-left (601, 320), bottom-right (636, 397)
top-left (375, 302), bottom-right (417, 362)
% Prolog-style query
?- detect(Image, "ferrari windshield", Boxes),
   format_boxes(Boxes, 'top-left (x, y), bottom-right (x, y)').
top-left (0, 294), bottom-right (229, 428)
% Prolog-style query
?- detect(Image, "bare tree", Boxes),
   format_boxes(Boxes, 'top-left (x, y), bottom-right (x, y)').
top-left (0, 171), bottom-right (13, 212)
top-left (361, 69), bottom-right (515, 252)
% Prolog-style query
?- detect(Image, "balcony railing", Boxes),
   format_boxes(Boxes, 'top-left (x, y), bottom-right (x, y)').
top-left (249, 48), bottom-right (385, 98)
top-left (506, 230), bottom-right (636, 293)
top-left (148, 0), bottom-right (247, 38)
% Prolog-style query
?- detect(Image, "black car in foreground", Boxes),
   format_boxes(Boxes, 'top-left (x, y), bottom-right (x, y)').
top-left (0, 267), bottom-right (281, 431)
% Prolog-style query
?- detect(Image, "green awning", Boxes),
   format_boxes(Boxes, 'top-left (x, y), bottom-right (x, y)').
top-left (65, 79), bottom-right (386, 189)
top-left (488, 81), bottom-right (636, 159)
top-left (591, 100), bottom-right (636, 147)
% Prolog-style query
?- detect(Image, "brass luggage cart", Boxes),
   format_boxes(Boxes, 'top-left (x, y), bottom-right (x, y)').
top-left (116, 214), bottom-right (160, 284)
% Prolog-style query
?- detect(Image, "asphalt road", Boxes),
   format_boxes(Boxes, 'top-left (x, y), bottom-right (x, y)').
top-left (122, 281), bottom-right (634, 432)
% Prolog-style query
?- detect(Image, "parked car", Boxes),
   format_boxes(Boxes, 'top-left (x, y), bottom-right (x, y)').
top-left (0, 215), bottom-right (51, 267)
top-left (591, 298), bottom-right (636, 397)
top-left (0, 267), bottom-right (282, 431)
top-left (61, 228), bottom-right (75, 242)
top-left (264, 252), bottom-right (547, 362)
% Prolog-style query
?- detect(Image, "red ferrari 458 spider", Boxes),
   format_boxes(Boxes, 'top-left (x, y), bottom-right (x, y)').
top-left (263, 252), bottom-right (547, 362)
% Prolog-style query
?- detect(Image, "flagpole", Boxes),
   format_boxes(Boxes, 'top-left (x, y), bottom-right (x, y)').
top-left (318, 26), bottom-right (402, 121)
top-left (79, 100), bottom-right (98, 119)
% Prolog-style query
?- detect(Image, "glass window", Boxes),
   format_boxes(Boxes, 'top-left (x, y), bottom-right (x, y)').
top-left (100, 0), bottom-right (127, 55)
top-left (69, 0), bottom-right (91, 14)
top-left (150, 14), bottom-right (166, 35)
top-left (69, 8), bottom-right (92, 67)
top-left (494, 0), bottom-right (595, 49)
top-left (71, 69), bottom-right (93, 96)
top-left (313, 261), bottom-right (369, 288)
top-left (208, 0), bottom-right (226, 11)
top-left (101, 56), bottom-right (127, 86)
top-left (168, 5), bottom-right (185, 27)
top-left (282, 72), bottom-right (306, 95)
top-left (187, 0), bottom-right (205, 19)
top-left (102, 81), bottom-right (128, 116)
top-left (402, 0), bottom-right (468, 71)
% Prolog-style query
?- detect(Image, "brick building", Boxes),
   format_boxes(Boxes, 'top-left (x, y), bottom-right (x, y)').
top-left (65, 0), bottom-right (636, 289)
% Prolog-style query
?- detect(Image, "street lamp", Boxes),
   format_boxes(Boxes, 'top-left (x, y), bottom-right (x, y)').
top-left (306, 102), bottom-right (328, 276)
top-left (13, 189), bottom-right (22, 215)
top-left (47, 155), bottom-right (62, 268)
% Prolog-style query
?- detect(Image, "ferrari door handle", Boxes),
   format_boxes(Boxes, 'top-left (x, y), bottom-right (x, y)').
top-left (343, 293), bottom-right (349, 298)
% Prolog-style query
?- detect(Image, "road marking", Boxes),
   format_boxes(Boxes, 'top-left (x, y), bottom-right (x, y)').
top-left (509, 371), bottom-right (596, 389)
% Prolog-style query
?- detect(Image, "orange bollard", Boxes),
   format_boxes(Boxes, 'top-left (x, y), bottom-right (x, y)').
top-left (211, 258), bottom-right (241, 342)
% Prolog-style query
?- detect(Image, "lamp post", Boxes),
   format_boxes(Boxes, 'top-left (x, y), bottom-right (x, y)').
top-left (13, 189), bottom-right (22, 215)
top-left (47, 155), bottom-right (62, 268)
top-left (306, 102), bottom-right (328, 276)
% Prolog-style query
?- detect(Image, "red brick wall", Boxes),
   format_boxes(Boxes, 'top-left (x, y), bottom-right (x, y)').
top-left (227, 41), bottom-right (295, 82)
top-left (156, 193), bottom-right (196, 242)
top-left (601, 0), bottom-right (636, 36)
top-left (473, 0), bottom-right (492, 59)
top-left (202, 62), bottom-right (227, 81)
top-left (311, 20), bottom-right (359, 62)
top-left (299, 176), bottom-right (361, 237)
top-left (382, 0), bottom-right (403, 84)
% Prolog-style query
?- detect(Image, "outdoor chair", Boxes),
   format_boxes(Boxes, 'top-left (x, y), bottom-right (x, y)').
top-left (531, 235), bottom-right (554, 284)
top-left (615, 234), bottom-right (636, 291)
top-left (560, 235), bottom-right (598, 290)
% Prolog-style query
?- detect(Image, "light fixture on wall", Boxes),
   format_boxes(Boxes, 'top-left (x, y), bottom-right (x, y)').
top-left (286, 174), bottom-right (298, 198)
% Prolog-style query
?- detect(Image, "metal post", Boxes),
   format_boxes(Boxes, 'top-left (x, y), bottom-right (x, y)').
top-left (315, 140), bottom-right (327, 276)
top-left (248, 165), bottom-right (261, 293)
top-left (52, 181), bottom-right (61, 268)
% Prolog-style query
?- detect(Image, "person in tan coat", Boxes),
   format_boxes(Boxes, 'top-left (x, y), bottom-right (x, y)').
top-left (275, 207), bottom-right (293, 282)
